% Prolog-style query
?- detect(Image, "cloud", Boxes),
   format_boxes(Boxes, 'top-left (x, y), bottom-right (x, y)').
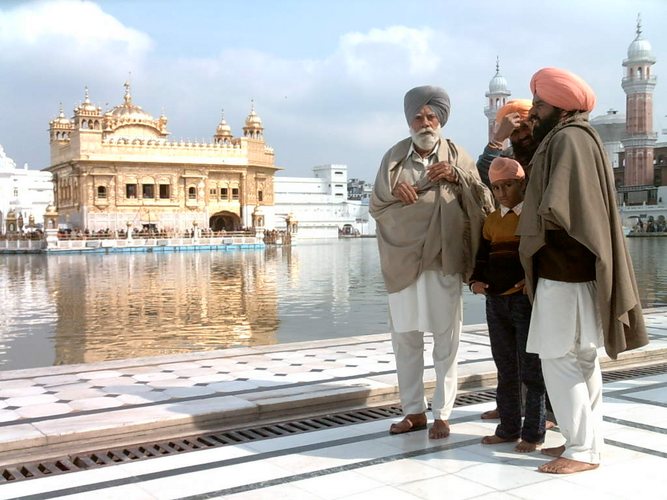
top-left (0, 0), bottom-right (152, 72)
top-left (338, 26), bottom-right (439, 82)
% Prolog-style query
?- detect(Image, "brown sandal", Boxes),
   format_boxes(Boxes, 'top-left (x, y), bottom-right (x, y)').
top-left (389, 413), bottom-right (427, 435)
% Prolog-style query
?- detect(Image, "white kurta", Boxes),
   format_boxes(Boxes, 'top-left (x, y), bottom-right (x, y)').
top-left (388, 270), bottom-right (461, 334)
top-left (388, 271), bottom-right (462, 420)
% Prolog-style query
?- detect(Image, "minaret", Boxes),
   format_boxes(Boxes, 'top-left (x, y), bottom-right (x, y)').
top-left (621, 15), bottom-right (657, 187)
top-left (484, 57), bottom-right (511, 143)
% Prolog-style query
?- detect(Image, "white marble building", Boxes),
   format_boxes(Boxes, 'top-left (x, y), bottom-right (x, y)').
top-left (274, 164), bottom-right (374, 238)
top-left (0, 146), bottom-right (54, 233)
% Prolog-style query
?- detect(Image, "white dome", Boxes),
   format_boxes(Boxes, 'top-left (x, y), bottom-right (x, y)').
top-left (628, 37), bottom-right (654, 61)
top-left (489, 73), bottom-right (508, 93)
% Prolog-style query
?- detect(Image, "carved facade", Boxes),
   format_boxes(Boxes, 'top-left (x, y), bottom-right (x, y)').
top-left (44, 83), bottom-right (279, 232)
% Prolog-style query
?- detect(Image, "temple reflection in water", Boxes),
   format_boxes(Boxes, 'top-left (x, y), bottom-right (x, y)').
top-left (44, 249), bottom-right (285, 365)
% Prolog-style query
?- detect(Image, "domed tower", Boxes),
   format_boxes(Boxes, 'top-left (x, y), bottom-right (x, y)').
top-left (73, 86), bottom-right (102, 130)
top-left (102, 81), bottom-right (169, 139)
top-left (484, 58), bottom-right (511, 142)
top-left (621, 15), bottom-right (657, 188)
top-left (243, 100), bottom-right (264, 140)
top-left (214, 109), bottom-right (233, 144)
top-left (49, 103), bottom-right (74, 144)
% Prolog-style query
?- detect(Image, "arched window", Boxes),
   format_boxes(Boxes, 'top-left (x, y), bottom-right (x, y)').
top-left (97, 186), bottom-right (107, 198)
top-left (188, 186), bottom-right (197, 199)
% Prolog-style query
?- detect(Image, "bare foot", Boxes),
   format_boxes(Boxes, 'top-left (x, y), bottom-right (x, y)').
top-left (389, 413), bottom-right (427, 434)
top-left (429, 419), bottom-right (450, 439)
top-left (541, 445), bottom-right (565, 457)
top-left (481, 434), bottom-right (518, 445)
top-left (481, 408), bottom-right (499, 420)
top-left (546, 420), bottom-right (556, 430)
top-left (538, 457), bottom-right (599, 474)
top-left (515, 440), bottom-right (539, 453)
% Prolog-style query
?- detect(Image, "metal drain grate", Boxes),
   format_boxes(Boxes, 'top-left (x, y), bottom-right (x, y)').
top-left (2, 362), bottom-right (666, 484)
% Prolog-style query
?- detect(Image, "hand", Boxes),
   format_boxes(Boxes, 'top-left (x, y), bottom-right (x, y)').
top-left (427, 161), bottom-right (458, 184)
top-left (493, 112), bottom-right (522, 143)
top-left (392, 181), bottom-right (419, 204)
top-left (470, 281), bottom-right (489, 295)
top-left (514, 279), bottom-right (526, 294)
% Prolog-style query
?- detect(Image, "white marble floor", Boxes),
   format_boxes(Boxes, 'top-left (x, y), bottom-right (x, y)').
top-left (2, 371), bottom-right (666, 500)
top-left (0, 308), bottom-right (665, 499)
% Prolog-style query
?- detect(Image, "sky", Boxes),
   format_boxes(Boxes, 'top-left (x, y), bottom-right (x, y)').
top-left (0, 0), bottom-right (665, 182)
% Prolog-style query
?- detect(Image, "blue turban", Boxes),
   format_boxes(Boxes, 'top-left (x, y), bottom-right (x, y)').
top-left (404, 85), bottom-right (450, 126)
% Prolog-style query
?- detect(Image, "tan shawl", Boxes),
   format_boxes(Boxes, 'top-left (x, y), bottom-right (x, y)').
top-left (370, 137), bottom-right (493, 293)
top-left (517, 114), bottom-right (648, 359)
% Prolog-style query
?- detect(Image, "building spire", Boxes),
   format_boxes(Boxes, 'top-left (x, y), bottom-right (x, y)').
top-left (636, 13), bottom-right (642, 37)
top-left (495, 56), bottom-right (500, 75)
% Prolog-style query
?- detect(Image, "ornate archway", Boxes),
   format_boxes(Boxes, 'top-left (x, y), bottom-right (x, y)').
top-left (210, 211), bottom-right (241, 231)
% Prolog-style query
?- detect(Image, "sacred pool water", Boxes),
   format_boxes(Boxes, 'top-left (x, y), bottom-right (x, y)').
top-left (1, 238), bottom-right (665, 371)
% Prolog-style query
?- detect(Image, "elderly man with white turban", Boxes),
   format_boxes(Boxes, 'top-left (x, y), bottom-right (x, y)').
top-left (370, 85), bottom-right (493, 439)
top-left (518, 68), bottom-right (648, 474)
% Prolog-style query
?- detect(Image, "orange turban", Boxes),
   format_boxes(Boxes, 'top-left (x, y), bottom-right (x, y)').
top-left (530, 67), bottom-right (596, 112)
top-left (496, 99), bottom-right (533, 123)
top-left (489, 157), bottom-right (525, 184)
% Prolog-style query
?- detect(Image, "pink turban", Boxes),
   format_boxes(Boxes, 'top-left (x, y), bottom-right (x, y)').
top-left (530, 67), bottom-right (596, 112)
top-left (489, 157), bottom-right (525, 184)
top-left (496, 99), bottom-right (533, 123)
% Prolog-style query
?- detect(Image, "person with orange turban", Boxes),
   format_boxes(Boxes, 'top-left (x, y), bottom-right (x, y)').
top-left (476, 99), bottom-right (539, 188)
top-left (518, 68), bottom-right (648, 474)
top-left (469, 157), bottom-right (549, 453)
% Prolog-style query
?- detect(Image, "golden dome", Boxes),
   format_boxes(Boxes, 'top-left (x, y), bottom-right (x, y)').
top-left (244, 101), bottom-right (263, 129)
top-left (216, 110), bottom-right (233, 137)
top-left (108, 81), bottom-right (155, 121)
top-left (51, 104), bottom-right (72, 126)
top-left (76, 86), bottom-right (101, 114)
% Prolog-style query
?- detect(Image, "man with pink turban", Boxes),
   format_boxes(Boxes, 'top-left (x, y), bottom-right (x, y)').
top-left (517, 67), bottom-right (648, 474)
top-left (370, 85), bottom-right (493, 440)
top-left (476, 99), bottom-right (539, 188)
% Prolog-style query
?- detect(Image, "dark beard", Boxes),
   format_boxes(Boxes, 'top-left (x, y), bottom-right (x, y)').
top-left (512, 140), bottom-right (539, 167)
top-left (532, 108), bottom-right (562, 143)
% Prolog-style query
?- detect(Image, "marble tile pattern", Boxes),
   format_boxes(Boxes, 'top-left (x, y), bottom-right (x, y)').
top-left (0, 308), bottom-right (665, 499)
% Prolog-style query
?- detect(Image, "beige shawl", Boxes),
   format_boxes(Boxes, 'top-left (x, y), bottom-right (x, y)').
top-left (370, 137), bottom-right (493, 293)
top-left (517, 114), bottom-right (648, 359)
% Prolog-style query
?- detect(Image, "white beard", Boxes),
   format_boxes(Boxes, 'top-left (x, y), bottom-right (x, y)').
top-left (410, 125), bottom-right (441, 151)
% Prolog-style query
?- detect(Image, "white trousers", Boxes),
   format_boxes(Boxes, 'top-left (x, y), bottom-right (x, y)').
top-left (542, 348), bottom-right (604, 463)
top-left (389, 272), bottom-right (462, 420)
top-left (529, 278), bottom-right (604, 463)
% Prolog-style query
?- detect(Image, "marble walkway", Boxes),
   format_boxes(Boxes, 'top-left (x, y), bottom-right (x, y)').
top-left (0, 307), bottom-right (665, 499)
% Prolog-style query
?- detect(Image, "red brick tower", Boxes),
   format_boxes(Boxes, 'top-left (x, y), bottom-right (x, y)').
top-left (621, 16), bottom-right (657, 187)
